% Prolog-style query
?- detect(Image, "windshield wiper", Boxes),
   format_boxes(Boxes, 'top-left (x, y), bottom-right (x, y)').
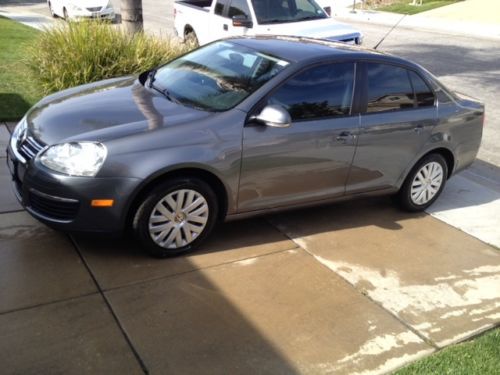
top-left (261, 18), bottom-right (289, 24)
top-left (148, 68), bottom-right (157, 88)
top-left (147, 69), bottom-right (181, 104)
top-left (296, 15), bottom-right (324, 21)
top-left (162, 88), bottom-right (181, 105)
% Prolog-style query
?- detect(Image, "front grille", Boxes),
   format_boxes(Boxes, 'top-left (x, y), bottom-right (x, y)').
top-left (29, 190), bottom-right (79, 221)
top-left (87, 6), bottom-right (102, 11)
top-left (18, 136), bottom-right (45, 161)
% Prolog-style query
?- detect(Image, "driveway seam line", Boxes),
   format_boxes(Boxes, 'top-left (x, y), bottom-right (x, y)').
top-left (265, 218), bottom-right (440, 350)
top-left (69, 234), bottom-right (150, 375)
top-left (0, 291), bottom-right (99, 317)
top-left (100, 245), bottom-right (301, 293)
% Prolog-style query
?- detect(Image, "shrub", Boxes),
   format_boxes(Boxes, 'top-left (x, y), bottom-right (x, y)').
top-left (26, 21), bottom-right (194, 94)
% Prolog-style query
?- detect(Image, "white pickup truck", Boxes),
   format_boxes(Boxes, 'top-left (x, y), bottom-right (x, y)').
top-left (173, 0), bottom-right (363, 46)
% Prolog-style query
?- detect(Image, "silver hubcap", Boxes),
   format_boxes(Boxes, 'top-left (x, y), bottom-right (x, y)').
top-left (410, 161), bottom-right (444, 205)
top-left (148, 189), bottom-right (209, 249)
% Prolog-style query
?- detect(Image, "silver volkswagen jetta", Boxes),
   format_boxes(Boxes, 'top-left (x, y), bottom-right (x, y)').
top-left (7, 36), bottom-right (484, 257)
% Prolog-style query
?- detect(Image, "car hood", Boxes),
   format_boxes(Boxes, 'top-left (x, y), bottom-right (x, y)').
top-left (257, 18), bottom-right (362, 42)
top-left (27, 76), bottom-right (214, 145)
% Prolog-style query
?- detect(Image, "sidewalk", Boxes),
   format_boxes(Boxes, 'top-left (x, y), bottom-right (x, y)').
top-left (333, 0), bottom-right (500, 40)
top-left (0, 2), bottom-right (54, 30)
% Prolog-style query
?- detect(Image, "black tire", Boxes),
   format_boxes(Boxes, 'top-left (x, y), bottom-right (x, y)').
top-left (395, 153), bottom-right (448, 212)
top-left (184, 30), bottom-right (199, 47)
top-left (132, 177), bottom-right (218, 258)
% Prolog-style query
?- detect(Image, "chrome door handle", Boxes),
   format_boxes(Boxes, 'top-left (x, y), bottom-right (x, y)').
top-left (414, 124), bottom-right (424, 133)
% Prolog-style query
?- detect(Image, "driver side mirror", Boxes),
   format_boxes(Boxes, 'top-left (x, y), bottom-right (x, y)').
top-left (232, 15), bottom-right (253, 28)
top-left (251, 105), bottom-right (291, 128)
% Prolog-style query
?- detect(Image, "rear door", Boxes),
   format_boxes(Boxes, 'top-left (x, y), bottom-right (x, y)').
top-left (238, 62), bottom-right (360, 212)
top-left (346, 62), bottom-right (437, 193)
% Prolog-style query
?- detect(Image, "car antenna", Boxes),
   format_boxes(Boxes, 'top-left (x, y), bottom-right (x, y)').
top-left (373, 14), bottom-right (407, 50)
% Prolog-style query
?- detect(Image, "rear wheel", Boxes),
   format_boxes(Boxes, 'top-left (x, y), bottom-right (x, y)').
top-left (395, 153), bottom-right (448, 212)
top-left (133, 177), bottom-right (218, 257)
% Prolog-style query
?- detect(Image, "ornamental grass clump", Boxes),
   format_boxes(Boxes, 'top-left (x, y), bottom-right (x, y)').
top-left (27, 21), bottom-right (194, 94)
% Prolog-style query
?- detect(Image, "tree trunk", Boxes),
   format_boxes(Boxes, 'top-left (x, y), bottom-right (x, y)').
top-left (121, 0), bottom-right (143, 35)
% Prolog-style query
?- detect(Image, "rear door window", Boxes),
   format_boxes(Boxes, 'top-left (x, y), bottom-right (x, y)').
top-left (365, 63), bottom-right (414, 113)
top-left (409, 71), bottom-right (435, 107)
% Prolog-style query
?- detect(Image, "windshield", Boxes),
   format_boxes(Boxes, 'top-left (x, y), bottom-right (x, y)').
top-left (252, 0), bottom-right (327, 24)
top-left (152, 41), bottom-right (290, 111)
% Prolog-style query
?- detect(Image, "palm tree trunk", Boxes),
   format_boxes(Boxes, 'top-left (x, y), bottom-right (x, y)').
top-left (121, 0), bottom-right (143, 35)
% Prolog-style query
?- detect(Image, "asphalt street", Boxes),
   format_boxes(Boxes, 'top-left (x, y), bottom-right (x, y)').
top-left (338, 18), bottom-right (500, 169)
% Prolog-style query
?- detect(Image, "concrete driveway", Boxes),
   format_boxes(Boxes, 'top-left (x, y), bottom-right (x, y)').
top-left (1, 124), bottom-right (499, 374)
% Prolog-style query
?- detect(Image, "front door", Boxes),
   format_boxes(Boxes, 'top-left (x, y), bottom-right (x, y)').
top-left (238, 62), bottom-right (360, 212)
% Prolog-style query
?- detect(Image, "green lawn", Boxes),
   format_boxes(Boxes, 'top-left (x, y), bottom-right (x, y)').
top-left (396, 328), bottom-right (500, 374)
top-left (377, 0), bottom-right (462, 15)
top-left (0, 16), bottom-right (41, 121)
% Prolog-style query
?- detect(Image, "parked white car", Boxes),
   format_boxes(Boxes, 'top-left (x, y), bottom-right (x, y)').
top-left (174, 0), bottom-right (363, 46)
top-left (48, 0), bottom-right (115, 20)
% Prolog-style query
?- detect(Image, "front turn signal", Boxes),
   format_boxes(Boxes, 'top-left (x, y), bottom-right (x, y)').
top-left (91, 199), bottom-right (114, 207)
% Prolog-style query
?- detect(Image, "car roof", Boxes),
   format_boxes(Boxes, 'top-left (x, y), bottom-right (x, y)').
top-left (228, 35), bottom-right (419, 69)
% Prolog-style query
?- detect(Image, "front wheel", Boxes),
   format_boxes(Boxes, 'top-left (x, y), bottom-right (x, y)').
top-left (132, 177), bottom-right (218, 257)
top-left (395, 153), bottom-right (448, 212)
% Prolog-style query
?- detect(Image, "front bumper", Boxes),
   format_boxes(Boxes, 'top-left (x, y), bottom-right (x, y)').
top-left (6, 145), bottom-right (141, 233)
top-left (70, 8), bottom-right (115, 20)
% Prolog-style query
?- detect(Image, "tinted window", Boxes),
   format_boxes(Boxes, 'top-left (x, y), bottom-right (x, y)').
top-left (409, 71), bottom-right (435, 107)
top-left (269, 63), bottom-right (355, 121)
top-left (214, 0), bottom-right (226, 15)
top-left (228, 0), bottom-right (250, 18)
top-left (366, 63), bottom-right (414, 113)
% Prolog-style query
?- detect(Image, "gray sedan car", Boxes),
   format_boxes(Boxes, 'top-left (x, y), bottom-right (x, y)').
top-left (7, 36), bottom-right (484, 257)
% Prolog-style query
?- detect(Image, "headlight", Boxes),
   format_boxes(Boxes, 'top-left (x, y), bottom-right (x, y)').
top-left (10, 116), bottom-right (27, 151)
top-left (40, 142), bottom-right (107, 177)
